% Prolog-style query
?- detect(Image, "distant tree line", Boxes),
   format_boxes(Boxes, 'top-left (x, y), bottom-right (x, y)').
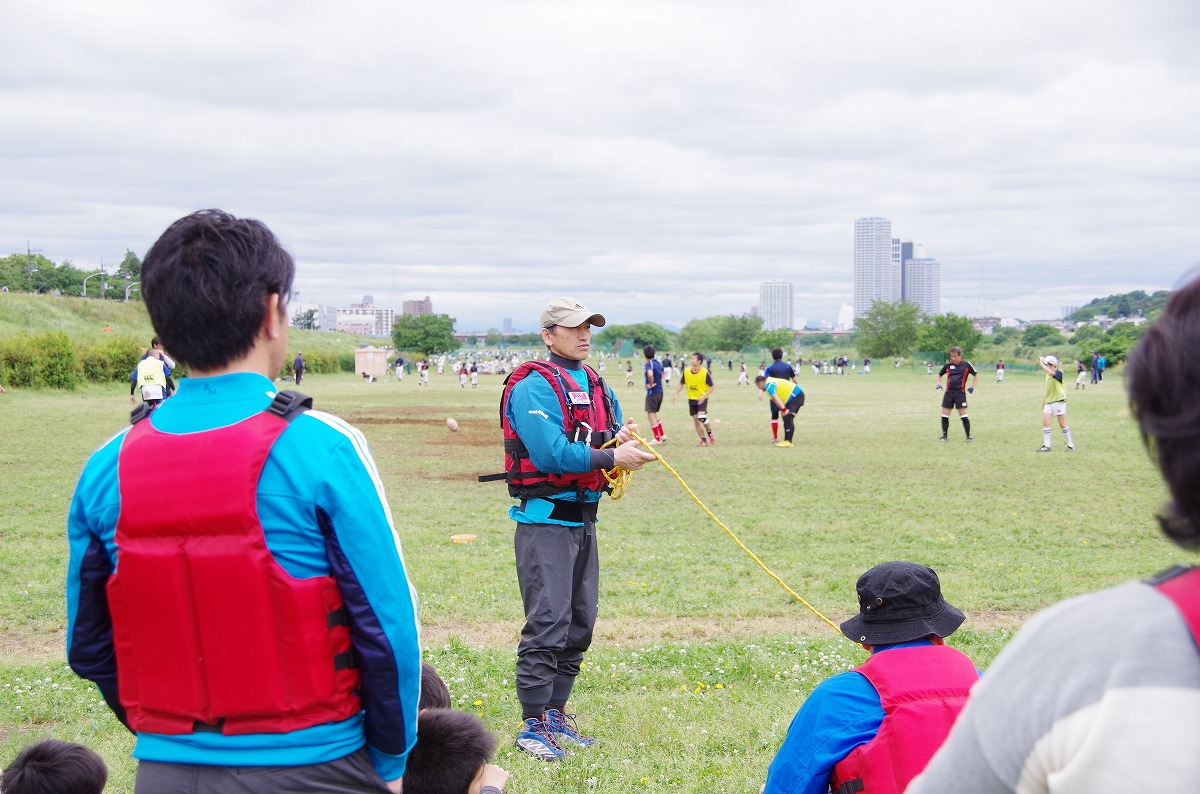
top-left (0, 250), bottom-right (142, 298)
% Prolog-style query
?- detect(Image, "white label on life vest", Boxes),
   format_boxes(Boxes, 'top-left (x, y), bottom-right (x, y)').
top-left (567, 391), bottom-right (591, 406)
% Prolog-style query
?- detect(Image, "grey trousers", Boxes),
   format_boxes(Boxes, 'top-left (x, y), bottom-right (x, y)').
top-left (134, 747), bottom-right (391, 793)
top-left (514, 516), bottom-right (599, 716)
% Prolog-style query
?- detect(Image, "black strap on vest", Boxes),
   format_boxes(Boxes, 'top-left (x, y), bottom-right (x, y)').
top-left (131, 389), bottom-right (311, 425)
top-left (834, 779), bottom-right (864, 794)
top-left (267, 390), bottom-right (312, 421)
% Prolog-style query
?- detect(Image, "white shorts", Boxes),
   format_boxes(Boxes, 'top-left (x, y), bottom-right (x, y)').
top-left (1043, 401), bottom-right (1067, 416)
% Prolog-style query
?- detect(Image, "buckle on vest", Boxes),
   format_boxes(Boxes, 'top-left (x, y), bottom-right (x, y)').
top-left (193, 718), bottom-right (225, 733)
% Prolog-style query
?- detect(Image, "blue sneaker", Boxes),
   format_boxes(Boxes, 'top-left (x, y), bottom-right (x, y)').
top-left (515, 717), bottom-right (565, 761)
top-left (544, 709), bottom-right (596, 748)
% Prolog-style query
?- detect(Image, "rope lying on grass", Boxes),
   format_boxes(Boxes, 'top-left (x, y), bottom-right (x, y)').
top-left (601, 429), bottom-right (842, 635)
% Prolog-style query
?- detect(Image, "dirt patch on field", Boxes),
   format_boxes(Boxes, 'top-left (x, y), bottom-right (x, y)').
top-left (418, 610), bottom-right (1034, 649)
top-left (0, 628), bottom-right (65, 665)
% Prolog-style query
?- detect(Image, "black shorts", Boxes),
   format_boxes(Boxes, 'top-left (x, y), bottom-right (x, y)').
top-left (941, 391), bottom-right (968, 410)
top-left (688, 399), bottom-right (708, 416)
top-left (645, 392), bottom-right (664, 412)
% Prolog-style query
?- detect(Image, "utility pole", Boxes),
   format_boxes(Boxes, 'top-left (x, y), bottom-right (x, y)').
top-left (26, 241), bottom-right (42, 282)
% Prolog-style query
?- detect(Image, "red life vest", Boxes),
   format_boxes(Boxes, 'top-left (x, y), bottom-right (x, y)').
top-left (1152, 564), bottom-right (1200, 648)
top-left (494, 360), bottom-right (619, 499)
top-left (831, 645), bottom-right (978, 794)
top-left (107, 396), bottom-right (362, 735)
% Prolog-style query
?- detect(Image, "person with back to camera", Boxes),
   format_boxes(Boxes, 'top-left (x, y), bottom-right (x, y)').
top-left (643, 345), bottom-right (666, 444)
top-left (495, 297), bottom-right (655, 760)
top-left (909, 270), bottom-right (1200, 793)
top-left (403, 709), bottom-right (509, 794)
top-left (2, 738), bottom-right (108, 794)
top-left (764, 347), bottom-right (797, 443)
top-left (66, 210), bottom-right (421, 793)
top-left (762, 561), bottom-right (978, 794)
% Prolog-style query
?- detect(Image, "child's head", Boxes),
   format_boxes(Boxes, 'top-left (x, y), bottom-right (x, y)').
top-left (420, 661), bottom-right (451, 710)
top-left (403, 709), bottom-right (497, 794)
top-left (2, 739), bottom-right (108, 794)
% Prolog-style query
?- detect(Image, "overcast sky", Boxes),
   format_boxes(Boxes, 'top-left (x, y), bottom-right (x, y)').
top-left (3, 1), bottom-right (1198, 331)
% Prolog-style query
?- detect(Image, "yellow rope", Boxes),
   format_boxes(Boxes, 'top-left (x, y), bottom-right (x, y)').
top-left (600, 430), bottom-right (842, 635)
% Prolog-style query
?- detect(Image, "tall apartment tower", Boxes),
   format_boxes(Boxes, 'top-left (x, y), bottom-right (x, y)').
top-left (903, 247), bottom-right (941, 315)
top-left (854, 217), bottom-right (900, 319)
top-left (759, 281), bottom-right (794, 331)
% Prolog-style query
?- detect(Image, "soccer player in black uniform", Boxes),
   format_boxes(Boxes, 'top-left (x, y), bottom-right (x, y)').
top-left (935, 347), bottom-right (978, 442)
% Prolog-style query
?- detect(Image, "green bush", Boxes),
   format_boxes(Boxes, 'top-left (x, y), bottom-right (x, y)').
top-left (338, 352), bottom-right (356, 373)
top-left (77, 336), bottom-right (143, 383)
top-left (0, 331), bottom-right (83, 389)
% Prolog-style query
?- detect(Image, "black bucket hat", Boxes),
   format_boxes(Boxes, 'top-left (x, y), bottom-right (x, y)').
top-left (839, 561), bottom-right (965, 645)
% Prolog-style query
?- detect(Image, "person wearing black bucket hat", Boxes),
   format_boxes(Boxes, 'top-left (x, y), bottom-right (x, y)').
top-left (762, 562), bottom-right (979, 794)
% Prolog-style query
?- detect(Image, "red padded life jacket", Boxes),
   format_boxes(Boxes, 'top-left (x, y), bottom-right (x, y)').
top-left (107, 400), bottom-right (362, 735)
top-left (496, 360), bottom-right (618, 499)
top-left (831, 645), bottom-right (978, 794)
top-left (1153, 564), bottom-right (1200, 648)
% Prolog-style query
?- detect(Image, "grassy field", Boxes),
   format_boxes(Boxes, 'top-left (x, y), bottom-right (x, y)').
top-left (0, 362), bottom-right (1181, 792)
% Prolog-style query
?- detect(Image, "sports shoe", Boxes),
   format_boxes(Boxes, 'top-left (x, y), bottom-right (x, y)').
top-left (776, 440), bottom-right (794, 448)
top-left (515, 717), bottom-right (565, 761)
top-left (770, 438), bottom-right (780, 444)
top-left (648, 439), bottom-right (662, 446)
top-left (1067, 444), bottom-right (1075, 451)
top-left (698, 439), bottom-right (708, 446)
top-left (937, 435), bottom-right (947, 442)
top-left (965, 437), bottom-right (973, 443)
top-left (544, 709), bottom-right (596, 748)
top-left (1036, 445), bottom-right (1052, 452)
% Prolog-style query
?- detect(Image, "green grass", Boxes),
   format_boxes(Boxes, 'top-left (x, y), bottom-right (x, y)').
top-left (0, 364), bottom-right (1181, 792)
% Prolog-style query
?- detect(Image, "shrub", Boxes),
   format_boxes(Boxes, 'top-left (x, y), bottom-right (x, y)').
top-left (77, 336), bottom-right (144, 383)
top-left (0, 331), bottom-right (83, 389)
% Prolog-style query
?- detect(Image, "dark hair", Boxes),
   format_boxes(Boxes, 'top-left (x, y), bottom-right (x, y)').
top-left (150, 336), bottom-right (162, 348)
top-left (420, 661), bottom-right (451, 710)
top-left (948, 346), bottom-right (962, 356)
top-left (403, 709), bottom-right (496, 794)
top-left (141, 209), bottom-right (295, 372)
top-left (1127, 273), bottom-right (1200, 548)
top-left (771, 347), bottom-right (784, 360)
top-left (2, 739), bottom-right (108, 794)
top-left (643, 345), bottom-right (656, 359)
top-left (692, 352), bottom-right (704, 363)
top-left (754, 375), bottom-right (767, 386)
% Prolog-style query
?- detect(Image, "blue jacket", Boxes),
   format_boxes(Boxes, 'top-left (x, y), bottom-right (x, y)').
top-left (763, 640), bottom-right (979, 794)
top-left (506, 354), bottom-right (623, 525)
top-left (66, 372), bottom-right (421, 780)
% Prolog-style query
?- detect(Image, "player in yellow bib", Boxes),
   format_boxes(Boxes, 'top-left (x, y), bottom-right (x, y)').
top-left (672, 353), bottom-right (716, 446)
top-left (755, 375), bottom-right (805, 448)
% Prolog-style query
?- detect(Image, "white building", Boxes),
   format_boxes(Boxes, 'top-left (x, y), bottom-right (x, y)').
top-left (759, 281), bottom-right (794, 331)
top-left (837, 303), bottom-right (855, 331)
top-left (336, 295), bottom-right (395, 338)
top-left (903, 255), bottom-right (941, 316)
top-left (854, 217), bottom-right (900, 318)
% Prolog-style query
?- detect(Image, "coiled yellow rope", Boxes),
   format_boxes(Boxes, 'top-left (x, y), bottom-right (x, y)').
top-left (601, 430), bottom-right (841, 634)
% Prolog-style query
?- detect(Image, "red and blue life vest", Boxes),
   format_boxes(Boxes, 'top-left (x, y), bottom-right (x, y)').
top-left (831, 645), bottom-right (978, 794)
top-left (490, 360), bottom-right (619, 499)
top-left (107, 392), bottom-right (362, 735)
top-left (1151, 564), bottom-right (1200, 648)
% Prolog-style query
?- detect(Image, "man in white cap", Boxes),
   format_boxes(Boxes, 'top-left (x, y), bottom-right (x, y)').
top-left (762, 561), bottom-right (978, 794)
top-left (497, 297), bottom-right (655, 761)
top-left (1037, 355), bottom-right (1075, 452)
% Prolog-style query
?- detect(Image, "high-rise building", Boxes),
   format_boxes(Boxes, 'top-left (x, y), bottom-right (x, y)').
top-left (402, 296), bottom-right (433, 317)
top-left (854, 217), bottom-right (900, 319)
top-left (759, 281), bottom-right (793, 331)
top-left (904, 256), bottom-right (941, 315)
top-left (336, 295), bottom-right (395, 337)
